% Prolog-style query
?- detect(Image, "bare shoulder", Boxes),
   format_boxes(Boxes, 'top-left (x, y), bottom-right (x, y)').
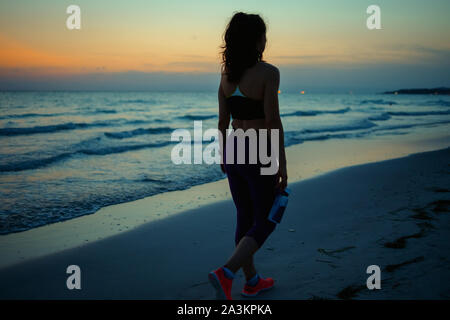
top-left (219, 72), bottom-right (232, 93)
top-left (219, 72), bottom-right (227, 85)
top-left (258, 62), bottom-right (279, 74)
top-left (256, 62), bottom-right (279, 80)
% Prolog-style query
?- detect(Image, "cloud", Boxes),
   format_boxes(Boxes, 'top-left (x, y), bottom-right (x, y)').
top-left (0, 69), bottom-right (220, 91)
top-left (162, 60), bottom-right (220, 72)
top-left (273, 55), bottom-right (328, 60)
top-left (271, 44), bottom-right (450, 67)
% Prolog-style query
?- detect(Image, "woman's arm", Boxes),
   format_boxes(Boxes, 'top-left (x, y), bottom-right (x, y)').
top-left (263, 66), bottom-right (288, 190)
top-left (218, 77), bottom-right (230, 173)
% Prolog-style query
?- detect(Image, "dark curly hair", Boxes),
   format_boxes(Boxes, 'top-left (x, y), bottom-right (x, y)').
top-left (221, 12), bottom-right (266, 83)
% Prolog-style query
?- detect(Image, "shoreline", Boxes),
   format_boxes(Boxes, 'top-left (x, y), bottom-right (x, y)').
top-left (0, 125), bottom-right (449, 270)
top-left (0, 145), bottom-right (448, 299)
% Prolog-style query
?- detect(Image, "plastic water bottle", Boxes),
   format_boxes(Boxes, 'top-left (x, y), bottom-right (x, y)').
top-left (268, 187), bottom-right (291, 224)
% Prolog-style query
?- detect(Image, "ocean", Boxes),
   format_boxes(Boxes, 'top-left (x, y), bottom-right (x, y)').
top-left (0, 91), bottom-right (449, 234)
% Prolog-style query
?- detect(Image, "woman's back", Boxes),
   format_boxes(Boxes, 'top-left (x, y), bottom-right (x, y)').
top-left (221, 61), bottom-right (278, 131)
top-left (222, 62), bottom-right (267, 99)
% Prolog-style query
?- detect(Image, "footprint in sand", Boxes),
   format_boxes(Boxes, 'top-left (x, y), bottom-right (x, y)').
top-left (317, 246), bottom-right (356, 258)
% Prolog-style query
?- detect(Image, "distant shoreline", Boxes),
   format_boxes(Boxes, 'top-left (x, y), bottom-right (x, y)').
top-left (384, 87), bottom-right (450, 95)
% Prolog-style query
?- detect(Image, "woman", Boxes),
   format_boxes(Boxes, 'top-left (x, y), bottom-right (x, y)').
top-left (208, 12), bottom-right (288, 300)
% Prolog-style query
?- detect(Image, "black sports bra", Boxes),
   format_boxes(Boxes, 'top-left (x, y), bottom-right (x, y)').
top-left (225, 86), bottom-right (265, 120)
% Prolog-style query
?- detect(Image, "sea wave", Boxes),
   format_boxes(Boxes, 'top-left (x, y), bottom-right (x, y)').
top-left (360, 99), bottom-right (397, 105)
top-left (283, 119), bottom-right (376, 146)
top-left (179, 114), bottom-right (217, 120)
top-left (388, 110), bottom-right (450, 116)
top-left (284, 119), bottom-right (450, 146)
top-left (0, 141), bottom-right (173, 172)
top-left (284, 132), bottom-right (361, 147)
top-left (116, 99), bottom-right (163, 105)
top-left (0, 112), bottom-right (61, 120)
top-left (139, 174), bottom-right (173, 183)
top-left (0, 109), bottom-right (118, 120)
top-left (93, 108), bottom-right (117, 114)
top-left (301, 119), bottom-right (377, 134)
top-left (421, 100), bottom-right (450, 107)
top-left (0, 121), bottom-right (112, 136)
top-left (104, 127), bottom-right (174, 139)
top-left (282, 107), bottom-right (351, 117)
top-left (371, 119), bottom-right (450, 132)
top-left (368, 113), bottom-right (391, 121)
top-left (0, 119), bottom-right (155, 136)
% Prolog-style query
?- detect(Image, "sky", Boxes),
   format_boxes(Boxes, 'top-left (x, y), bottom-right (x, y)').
top-left (0, 0), bottom-right (449, 92)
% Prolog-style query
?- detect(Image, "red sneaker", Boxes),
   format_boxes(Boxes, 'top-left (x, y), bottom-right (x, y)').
top-left (209, 267), bottom-right (233, 300)
top-left (241, 277), bottom-right (274, 297)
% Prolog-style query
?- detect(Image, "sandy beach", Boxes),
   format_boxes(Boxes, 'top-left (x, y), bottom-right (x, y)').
top-left (0, 133), bottom-right (449, 299)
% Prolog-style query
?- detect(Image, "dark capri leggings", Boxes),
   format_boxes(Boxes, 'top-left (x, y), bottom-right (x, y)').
top-left (224, 134), bottom-right (277, 248)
